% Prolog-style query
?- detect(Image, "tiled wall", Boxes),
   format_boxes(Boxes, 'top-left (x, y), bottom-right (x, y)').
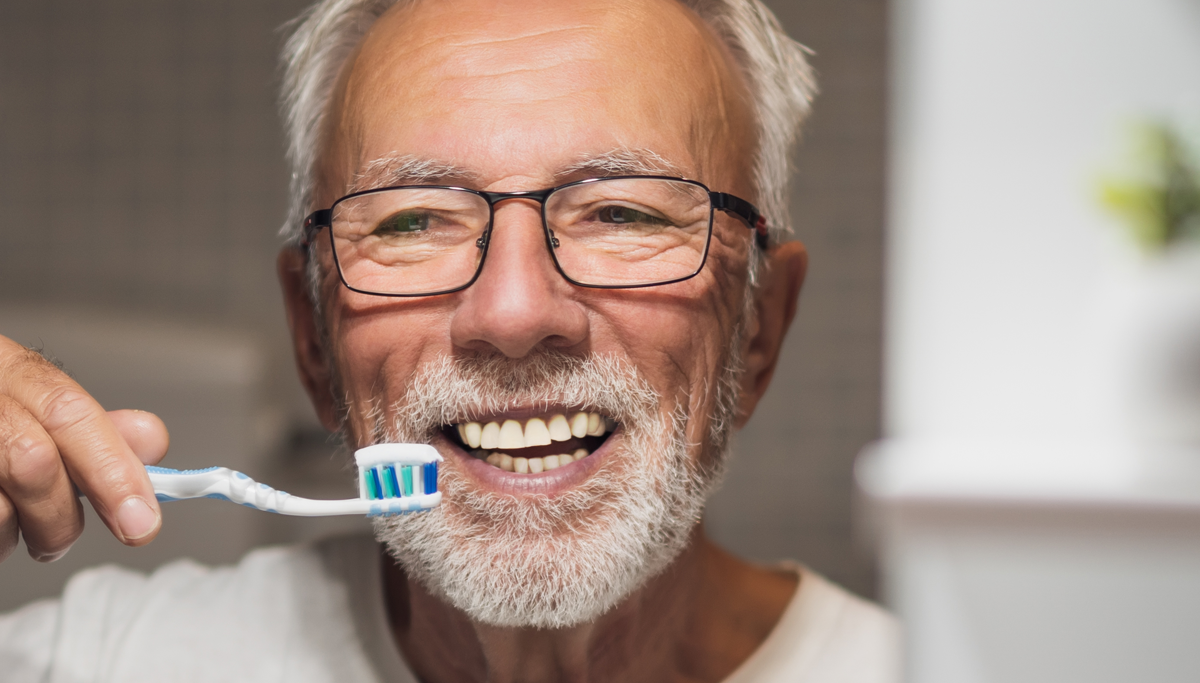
top-left (0, 0), bottom-right (886, 598)
top-left (707, 0), bottom-right (887, 597)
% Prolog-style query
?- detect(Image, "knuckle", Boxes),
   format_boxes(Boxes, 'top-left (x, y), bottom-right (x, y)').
top-left (36, 384), bottom-right (95, 433)
top-left (1, 431), bottom-right (62, 497)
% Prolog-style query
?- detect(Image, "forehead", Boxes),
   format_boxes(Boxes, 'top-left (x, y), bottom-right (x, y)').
top-left (325, 0), bottom-right (752, 190)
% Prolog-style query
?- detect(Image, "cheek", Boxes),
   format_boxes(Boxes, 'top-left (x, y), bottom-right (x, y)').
top-left (586, 266), bottom-right (746, 447)
top-left (328, 296), bottom-right (457, 425)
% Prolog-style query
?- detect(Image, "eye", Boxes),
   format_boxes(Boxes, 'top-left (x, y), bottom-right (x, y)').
top-left (595, 205), bottom-right (670, 226)
top-left (373, 212), bottom-right (430, 235)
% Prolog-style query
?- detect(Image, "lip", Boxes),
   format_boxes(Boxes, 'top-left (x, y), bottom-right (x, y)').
top-left (433, 427), bottom-right (617, 497)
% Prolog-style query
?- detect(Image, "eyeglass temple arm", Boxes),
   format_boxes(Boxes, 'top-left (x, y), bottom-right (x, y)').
top-left (299, 209), bottom-right (334, 248)
top-left (710, 193), bottom-right (770, 249)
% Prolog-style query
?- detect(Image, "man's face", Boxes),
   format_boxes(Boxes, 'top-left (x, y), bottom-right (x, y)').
top-left (300, 0), bottom-right (763, 626)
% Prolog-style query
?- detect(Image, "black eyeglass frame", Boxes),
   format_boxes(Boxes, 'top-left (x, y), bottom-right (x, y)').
top-left (300, 175), bottom-right (770, 298)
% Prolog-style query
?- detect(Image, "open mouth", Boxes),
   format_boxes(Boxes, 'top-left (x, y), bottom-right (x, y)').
top-left (446, 410), bottom-right (617, 474)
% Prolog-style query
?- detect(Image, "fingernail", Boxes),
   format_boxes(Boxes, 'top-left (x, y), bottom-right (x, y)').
top-left (32, 547), bottom-right (71, 563)
top-left (117, 497), bottom-right (159, 541)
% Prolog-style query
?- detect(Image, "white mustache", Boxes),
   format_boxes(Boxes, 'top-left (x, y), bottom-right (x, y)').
top-left (372, 351), bottom-right (660, 445)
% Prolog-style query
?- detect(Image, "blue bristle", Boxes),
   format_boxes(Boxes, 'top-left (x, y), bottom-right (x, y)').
top-left (384, 465), bottom-right (400, 498)
top-left (424, 462), bottom-right (438, 494)
top-left (367, 468), bottom-right (383, 500)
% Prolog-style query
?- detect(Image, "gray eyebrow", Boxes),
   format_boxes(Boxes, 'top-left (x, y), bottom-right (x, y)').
top-left (349, 155), bottom-right (480, 193)
top-left (349, 148), bottom-right (687, 194)
top-left (557, 148), bottom-right (689, 180)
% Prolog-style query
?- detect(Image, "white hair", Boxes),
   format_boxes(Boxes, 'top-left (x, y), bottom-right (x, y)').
top-left (278, 0), bottom-right (816, 247)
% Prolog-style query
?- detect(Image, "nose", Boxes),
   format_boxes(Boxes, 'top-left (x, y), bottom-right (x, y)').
top-left (450, 200), bottom-right (589, 357)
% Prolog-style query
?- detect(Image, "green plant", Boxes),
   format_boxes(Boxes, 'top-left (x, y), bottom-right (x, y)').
top-left (1101, 122), bottom-right (1200, 251)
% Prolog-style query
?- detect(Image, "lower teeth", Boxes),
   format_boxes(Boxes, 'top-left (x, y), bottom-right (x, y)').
top-left (474, 448), bottom-right (590, 473)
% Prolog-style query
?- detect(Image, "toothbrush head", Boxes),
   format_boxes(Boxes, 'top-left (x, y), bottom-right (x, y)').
top-left (354, 443), bottom-right (443, 516)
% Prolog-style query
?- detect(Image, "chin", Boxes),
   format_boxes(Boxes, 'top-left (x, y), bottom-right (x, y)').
top-left (360, 351), bottom-right (730, 628)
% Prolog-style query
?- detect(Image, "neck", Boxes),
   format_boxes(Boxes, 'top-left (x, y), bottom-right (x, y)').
top-left (382, 527), bottom-right (798, 683)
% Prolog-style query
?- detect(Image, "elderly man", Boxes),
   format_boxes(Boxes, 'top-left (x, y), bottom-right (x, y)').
top-left (0, 0), bottom-right (897, 680)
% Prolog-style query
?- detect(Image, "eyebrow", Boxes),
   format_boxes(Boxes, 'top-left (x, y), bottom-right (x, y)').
top-left (348, 147), bottom-right (689, 194)
top-left (557, 148), bottom-right (689, 180)
top-left (349, 155), bottom-right (479, 193)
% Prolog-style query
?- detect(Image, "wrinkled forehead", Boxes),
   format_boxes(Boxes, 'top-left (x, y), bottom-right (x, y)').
top-left (319, 0), bottom-right (755, 196)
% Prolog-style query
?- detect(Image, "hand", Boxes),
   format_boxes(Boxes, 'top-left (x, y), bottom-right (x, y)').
top-left (0, 335), bottom-right (168, 563)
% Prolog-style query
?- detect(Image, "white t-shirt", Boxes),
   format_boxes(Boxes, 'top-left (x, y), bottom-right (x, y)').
top-left (0, 535), bottom-right (900, 682)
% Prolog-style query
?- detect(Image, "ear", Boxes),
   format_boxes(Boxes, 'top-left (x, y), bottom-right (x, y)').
top-left (735, 240), bottom-right (808, 428)
top-left (277, 249), bottom-right (341, 431)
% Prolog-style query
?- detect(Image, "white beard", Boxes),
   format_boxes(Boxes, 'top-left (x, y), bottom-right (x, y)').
top-left (366, 351), bottom-right (738, 629)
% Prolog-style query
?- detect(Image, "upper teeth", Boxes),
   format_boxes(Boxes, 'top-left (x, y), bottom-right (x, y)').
top-left (455, 411), bottom-right (612, 450)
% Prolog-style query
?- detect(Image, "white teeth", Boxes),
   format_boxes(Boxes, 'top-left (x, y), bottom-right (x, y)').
top-left (524, 418), bottom-right (552, 447)
top-left (481, 422), bottom-right (500, 449)
top-left (474, 449), bottom-right (592, 472)
top-left (465, 422), bottom-right (482, 449)
top-left (457, 411), bottom-right (614, 473)
top-left (499, 420), bottom-right (524, 448)
top-left (548, 414), bottom-right (572, 442)
top-left (586, 412), bottom-right (605, 437)
top-left (460, 412), bottom-right (611, 447)
top-left (570, 412), bottom-right (589, 438)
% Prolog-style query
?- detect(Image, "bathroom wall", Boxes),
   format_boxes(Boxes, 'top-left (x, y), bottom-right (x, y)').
top-left (0, 0), bottom-right (887, 603)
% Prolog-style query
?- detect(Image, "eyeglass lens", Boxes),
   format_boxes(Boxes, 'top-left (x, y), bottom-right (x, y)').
top-left (330, 177), bottom-right (712, 295)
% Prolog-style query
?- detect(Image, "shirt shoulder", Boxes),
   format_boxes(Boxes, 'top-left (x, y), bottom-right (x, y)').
top-left (4, 534), bottom-right (407, 683)
top-left (722, 565), bottom-right (901, 683)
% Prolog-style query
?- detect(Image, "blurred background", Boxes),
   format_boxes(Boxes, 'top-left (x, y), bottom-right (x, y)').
top-left (0, 0), bottom-right (887, 611)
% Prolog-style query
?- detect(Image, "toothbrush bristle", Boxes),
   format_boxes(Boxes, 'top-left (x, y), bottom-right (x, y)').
top-left (364, 462), bottom-right (439, 500)
top-left (382, 465), bottom-right (398, 497)
top-left (424, 462), bottom-right (438, 494)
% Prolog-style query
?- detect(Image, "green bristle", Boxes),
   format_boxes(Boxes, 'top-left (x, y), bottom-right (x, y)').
top-left (381, 466), bottom-right (398, 498)
top-left (402, 466), bottom-right (413, 496)
top-left (366, 468), bottom-right (382, 500)
top-left (383, 465), bottom-right (400, 498)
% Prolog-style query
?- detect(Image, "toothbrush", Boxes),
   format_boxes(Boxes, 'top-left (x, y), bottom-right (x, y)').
top-left (145, 443), bottom-right (442, 516)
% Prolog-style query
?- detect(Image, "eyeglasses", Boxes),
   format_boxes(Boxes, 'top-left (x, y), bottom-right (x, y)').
top-left (301, 175), bottom-right (768, 297)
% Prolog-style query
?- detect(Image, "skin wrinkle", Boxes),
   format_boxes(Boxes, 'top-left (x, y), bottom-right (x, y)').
top-left (276, 1), bottom-right (808, 680)
top-left (447, 24), bottom-right (601, 49)
top-left (319, 1), bottom-right (748, 206)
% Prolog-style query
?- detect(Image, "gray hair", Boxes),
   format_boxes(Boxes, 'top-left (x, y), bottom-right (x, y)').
top-left (278, 0), bottom-right (816, 247)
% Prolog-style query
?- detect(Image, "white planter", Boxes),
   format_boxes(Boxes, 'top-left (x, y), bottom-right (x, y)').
top-left (1112, 244), bottom-right (1200, 447)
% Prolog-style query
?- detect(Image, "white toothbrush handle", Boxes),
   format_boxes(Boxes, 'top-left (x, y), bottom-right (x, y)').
top-left (145, 465), bottom-right (440, 516)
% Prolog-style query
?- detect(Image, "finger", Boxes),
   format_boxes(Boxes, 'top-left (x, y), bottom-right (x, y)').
top-left (0, 395), bottom-right (85, 560)
top-left (0, 490), bottom-right (17, 564)
top-left (107, 410), bottom-right (170, 466)
top-left (0, 339), bottom-right (160, 546)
